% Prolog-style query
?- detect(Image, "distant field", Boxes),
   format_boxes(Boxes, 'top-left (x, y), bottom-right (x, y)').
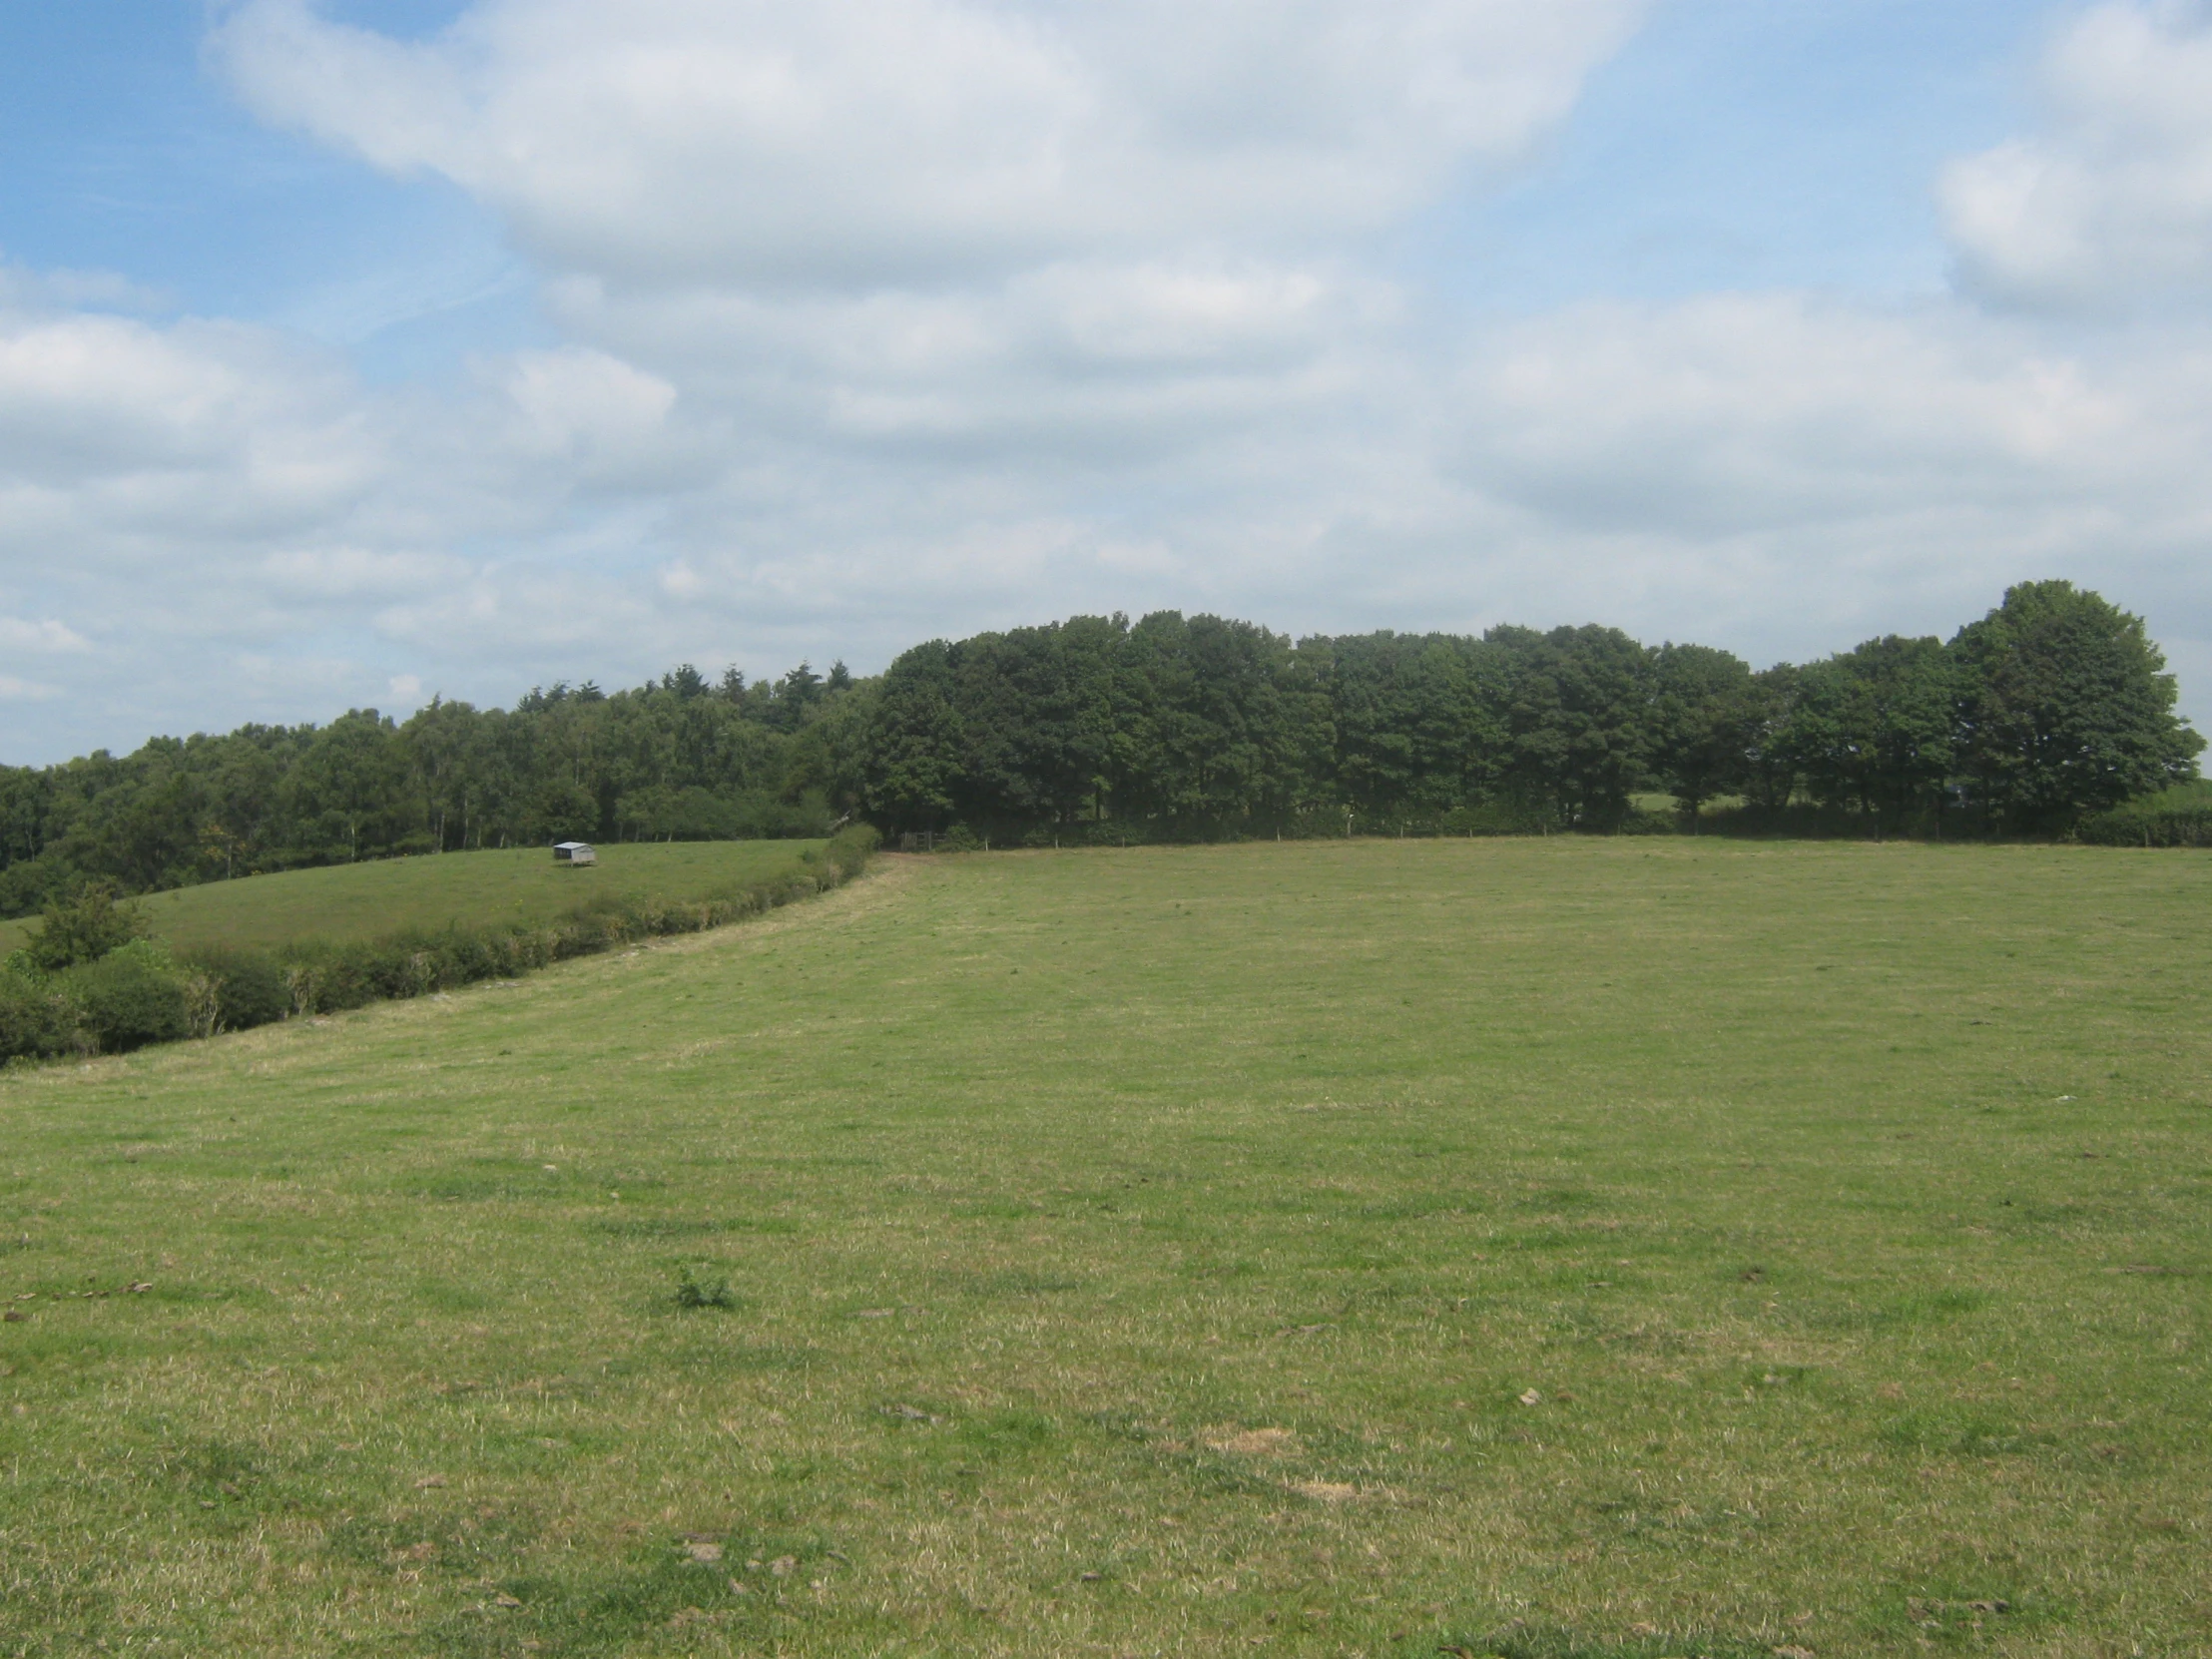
top-left (0, 839), bottom-right (827, 956)
top-left (2, 839), bottom-right (2208, 1657)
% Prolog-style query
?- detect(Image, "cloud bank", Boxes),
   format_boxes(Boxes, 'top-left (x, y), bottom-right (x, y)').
top-left (4, 1), bottom-right (2212, 760)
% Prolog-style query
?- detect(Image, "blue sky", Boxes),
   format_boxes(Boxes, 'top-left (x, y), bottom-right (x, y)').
top-left (3, 0), bottom-right (2210, 760)
top-left (0, 3), bottom-right (534, 374)
top-left (1438, 1), bottom-right (2028, 307)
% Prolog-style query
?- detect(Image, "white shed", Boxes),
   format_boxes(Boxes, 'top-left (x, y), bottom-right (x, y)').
top-left (553, 840), bottom-right (597, 865)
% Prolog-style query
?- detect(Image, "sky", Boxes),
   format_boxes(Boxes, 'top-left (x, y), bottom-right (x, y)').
top-left (4, 0), bottom-right (2212, 762)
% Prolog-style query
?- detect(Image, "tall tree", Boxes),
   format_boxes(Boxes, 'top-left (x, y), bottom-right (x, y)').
top-left (1648, 643), bottom-right (1755, 827)
top-left (1114, 613), bottom-right (1330, 831)
top-left (1491, 625), bottom-right (1654, 830)
top-left (1326, 633), bottom-right (1511, 822)
top-left (863, 642), bottom-right (964, 832)
top-left (199, 734), bottom-right (286, 876)
top-left (1949, 582), bottom-right (2202, 832)
top-left (1845, 635), bottom-right (1954, 832)
top-left (1739, 664), bottom-right (1802, 811)
top-left (949, 619), bottom-right (1126, 829)
top-left (283, 711), bottom-right (418, 861)
top-left (1786, 637), bottom-right (1954, 832)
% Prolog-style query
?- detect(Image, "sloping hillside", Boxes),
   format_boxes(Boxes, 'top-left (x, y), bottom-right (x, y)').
top-left (2, 839), bottom-right (2207, 1655)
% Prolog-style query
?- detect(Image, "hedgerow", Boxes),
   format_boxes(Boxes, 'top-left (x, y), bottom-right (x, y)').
top-left (2073, 783), bottom-right (2212, 847)
top-left (0, 828), bottom-right (875, 1062)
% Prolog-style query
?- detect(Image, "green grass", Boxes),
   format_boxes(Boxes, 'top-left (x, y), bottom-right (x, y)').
top-left (0, 841), bottom-right (827, 957)
top-left (2, 838), bottom-right (2209, 1657)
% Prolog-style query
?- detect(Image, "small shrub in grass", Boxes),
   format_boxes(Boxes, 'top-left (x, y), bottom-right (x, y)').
top-left (674, 1266), bottom-right (736, 1310)
top-left (180, 967), bottom-right (222, 1039)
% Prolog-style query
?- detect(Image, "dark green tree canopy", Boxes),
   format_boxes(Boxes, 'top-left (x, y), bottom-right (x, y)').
top-left (24, 883), bottom-right (149, 972)
top-left (1950, 581), bottom-right (2202, 831)
top-left (1649, 643), bottom-right (1756, 824)
top-left (1788, 635), bottom-right (1954, 832)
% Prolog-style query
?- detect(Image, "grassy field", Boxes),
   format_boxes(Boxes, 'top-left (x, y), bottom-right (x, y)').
top-left (0, 841), bottom-right (828, 957)
top-left (1, 838), bottom-right (2207, 1658)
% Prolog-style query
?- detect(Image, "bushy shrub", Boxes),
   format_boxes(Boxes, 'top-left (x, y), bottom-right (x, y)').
top-left (823, 824), bottom-right (880, 877)
top-left (0, 958), bottom-right (80, 1061)
top-left (2075, 783), bottom-right (2212, 847)
top-left (177, 945), bottom-right (291, 1032)
top-left (1439, 799), bottom-right (1561, 837)
top-left (1020, 821), bottom-right (1158, 849)
top-left (1701, 801), bottom-right (1948, 839)
top-left (674, 1265), bottom-right (736, 1310)
top-left (59, 939), bottom-right (190, 1053)
top-left (25, 883), bottom-right (149, 971)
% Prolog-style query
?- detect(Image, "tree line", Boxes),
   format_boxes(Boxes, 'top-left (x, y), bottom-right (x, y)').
top-left (0, 663), bottom-right (864, 915)
top-left (860, 580), bottom-right (2198, 843)
top-left (0, 580), bottom-right (2198, 914)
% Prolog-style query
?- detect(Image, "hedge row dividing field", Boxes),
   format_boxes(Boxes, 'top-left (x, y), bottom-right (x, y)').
top-left (1, 837), bottom-right (871, 1062)
top-left (1, 839), bottom-right (2207, 1657)
top-left (0, 840), bottom-right (842, 960)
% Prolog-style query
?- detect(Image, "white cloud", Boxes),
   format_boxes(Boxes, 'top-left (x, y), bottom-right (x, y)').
top-left (0, 617), bottom-right (90, 653)
top-left (0, 270), bottom-right (746, 754)
top-left (261, 547), bottom-right (470, 600)
top-left (197, 0), bottom-right (1646, 641)
top-left (207, 0), bottom-right (1635, 495)
top-left (494, 347), bottom-right (683, 474)
top-left (215, 0), bottom-right (1647, 288)
top-left (544, 259), bottom-right (1394, 473)
top-left (1443, 291), bottom-right (2212, 656)
top-left (1942, 1), bottom-right (2212, 307)
top-left (0, 676), bottom-right (60, 702)
top-left (1463, 294), bottom-right (2146, 536)
top-left (0, 304), bottom-right (369, 501)
top-left (14, 259), bottom-right (2212, 756)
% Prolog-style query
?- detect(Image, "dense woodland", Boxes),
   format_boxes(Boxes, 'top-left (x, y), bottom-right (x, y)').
top-left (1, 580), bottom-right (2199, 915)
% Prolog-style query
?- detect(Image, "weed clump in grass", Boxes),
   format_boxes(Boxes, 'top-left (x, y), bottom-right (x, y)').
top-left (673, 1266), bottom-right (735, 1311)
